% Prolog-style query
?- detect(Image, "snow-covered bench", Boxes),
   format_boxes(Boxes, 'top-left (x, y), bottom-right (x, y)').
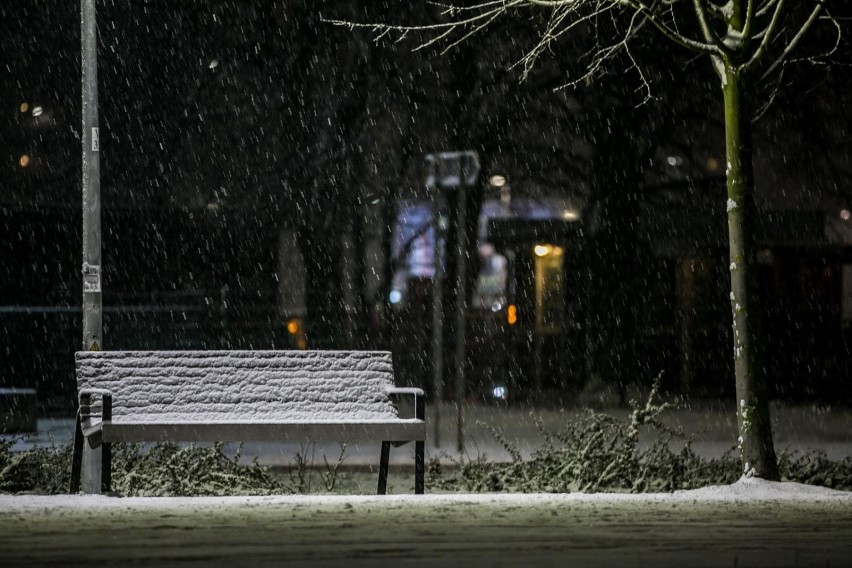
top-left (69, 350), bottom-right (426, 495)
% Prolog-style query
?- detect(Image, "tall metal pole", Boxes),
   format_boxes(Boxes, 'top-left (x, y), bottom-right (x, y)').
top-left (80, 0), bottom-right (103, 494)
top-left (425, 151), bottom-right (478, 455)
top-left (82, 0), bottom-right (102, 353)
top-left (454, 184), bottom-right (467, 453)
top-left (430, 188), bottom-right (444, 448)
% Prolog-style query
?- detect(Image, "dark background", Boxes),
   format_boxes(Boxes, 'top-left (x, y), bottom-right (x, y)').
top-left (1, 1), bottom-right (851, 413)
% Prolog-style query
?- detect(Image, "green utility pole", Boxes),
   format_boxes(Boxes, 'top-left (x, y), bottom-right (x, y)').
top-left (80, 0), bottom-right (103, 494)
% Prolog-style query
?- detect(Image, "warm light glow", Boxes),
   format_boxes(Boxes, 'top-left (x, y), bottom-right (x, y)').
top-left (534, 244), bottom-right (552, 257)
top-left (18, 155), bottom-right (30, 168)
top-left (19, 102), bottom-right (29, 113)
top-left (507, 304), bottom-right (518, 325)
top-left (706, 157), bottom-right (720, 172)
top-left (841, 209), bottom-right (851, 221)
top-left (489, 175), bottom-right (507, 187)
top-left (561, 209), bottom-right (579, 221)
top-left (286, 320), bottom-right (300, 335)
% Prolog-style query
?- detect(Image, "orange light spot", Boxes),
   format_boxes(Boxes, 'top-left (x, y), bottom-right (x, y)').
top-left (507, 304), bottom-right (518, 325)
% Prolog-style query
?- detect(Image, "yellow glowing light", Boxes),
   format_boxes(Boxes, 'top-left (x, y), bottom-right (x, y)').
top-left (534, 244), bottom-right (552, 257)
top-left (286, 320), bottom-right (300, 335)
top-left (507, 304), bottom-right (518, 326)
top-left (19, 102), bottom-right (29, 113)
top-left (19, 155), bottom-right (30, 168)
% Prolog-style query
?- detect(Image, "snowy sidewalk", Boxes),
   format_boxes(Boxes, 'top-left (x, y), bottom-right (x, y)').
top-left (1, 479), bottom-right (851, 567)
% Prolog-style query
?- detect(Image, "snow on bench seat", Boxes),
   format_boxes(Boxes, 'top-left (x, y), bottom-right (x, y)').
top-left (75, 350), bottom-right (405, 425)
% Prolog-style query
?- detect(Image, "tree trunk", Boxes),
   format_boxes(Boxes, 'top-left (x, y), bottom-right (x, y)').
top-left (722, 65), bottom-right (780, 480)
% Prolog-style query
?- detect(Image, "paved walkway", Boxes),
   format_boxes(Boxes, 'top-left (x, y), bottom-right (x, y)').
top-left (2, 486), bottom-right (852, 567)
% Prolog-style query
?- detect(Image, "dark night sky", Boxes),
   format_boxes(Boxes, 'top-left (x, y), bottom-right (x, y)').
top-left (1, 2), bottom-right (850, 407)
top-left (1, 2), bottom-right (849, 213)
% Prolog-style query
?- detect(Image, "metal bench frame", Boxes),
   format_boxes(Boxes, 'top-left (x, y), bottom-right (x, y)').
top-left (69, 352), bottom-right (426, 495)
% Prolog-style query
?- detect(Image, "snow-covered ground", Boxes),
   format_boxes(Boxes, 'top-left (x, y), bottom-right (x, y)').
top-left (2, 476), bottom-right (850, 511)
top-left (6, 400), bottom-right (851, 566)
top-left (1, 479), bottom-right (851, 567)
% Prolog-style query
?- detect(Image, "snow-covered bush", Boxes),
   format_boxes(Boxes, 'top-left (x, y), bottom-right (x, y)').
top-left (431, 376), bottom-right (741, 493)
top-left (430, 378), bottom-right (852, 494)
top-left (0, 438), bottom-right (71, 494)
top-left (110, 442), bottom-right (285, 496)
top-left (0, 440), bottom-right (286, 496)
top-left (779, 450), bottom-right (852, 491)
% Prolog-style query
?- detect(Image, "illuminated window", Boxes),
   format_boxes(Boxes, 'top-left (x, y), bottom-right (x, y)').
top-left (534, 245), bottom-right (564, 333)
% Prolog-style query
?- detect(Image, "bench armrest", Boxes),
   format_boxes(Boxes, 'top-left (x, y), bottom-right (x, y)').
top-left (78, 388), bottom-right (114, 428)
top-left (386, 387), bottom-right (425, 420)
top-left (78, 387), bottom-right (113, 401)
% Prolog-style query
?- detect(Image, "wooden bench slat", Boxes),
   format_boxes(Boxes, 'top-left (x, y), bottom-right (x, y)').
top-left (76, 350), bottom-right (401, 424)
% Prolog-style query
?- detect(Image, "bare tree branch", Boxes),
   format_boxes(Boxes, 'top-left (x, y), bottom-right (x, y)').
top-left (327, 0), bottom-right (724, 98)
top-left (692, 0), bottom-right (734, 56)
top-left (620, 0), bottom-right (722, 54)
top-left (755, 0), bottom-right (782, 19)
top-left (746, 0), bottom-right (786, 68)
top-left (759, 2), bottom-right (824, 81)
top-left (743, 0), bottom-right (757, 37)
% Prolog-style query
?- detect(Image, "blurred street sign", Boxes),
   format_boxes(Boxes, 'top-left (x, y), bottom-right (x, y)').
top-left (425, 151), bottom-right (480, 189)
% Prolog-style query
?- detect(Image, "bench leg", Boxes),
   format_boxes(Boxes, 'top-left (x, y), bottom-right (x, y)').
top-left (69, 413), bottom-right (84, 494)
top-left (102, 442), bottom-right (112, 493)
top-left (415, 440), bottom-right (425, 495)
top-left (377, 441), bottom-right (391, 495)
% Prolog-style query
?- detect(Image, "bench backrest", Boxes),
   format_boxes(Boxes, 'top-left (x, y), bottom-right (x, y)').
top-left (75, 350), bottom-right (400, 423)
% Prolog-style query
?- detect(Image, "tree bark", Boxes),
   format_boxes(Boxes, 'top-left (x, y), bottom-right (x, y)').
top-left (722, 64), bottom-right (780, 480)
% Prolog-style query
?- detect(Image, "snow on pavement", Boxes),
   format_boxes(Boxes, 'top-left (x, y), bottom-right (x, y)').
top-left (1, 477), bottom-right (849, 512)
top-left (2, 479), bottom-right (851, 568)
